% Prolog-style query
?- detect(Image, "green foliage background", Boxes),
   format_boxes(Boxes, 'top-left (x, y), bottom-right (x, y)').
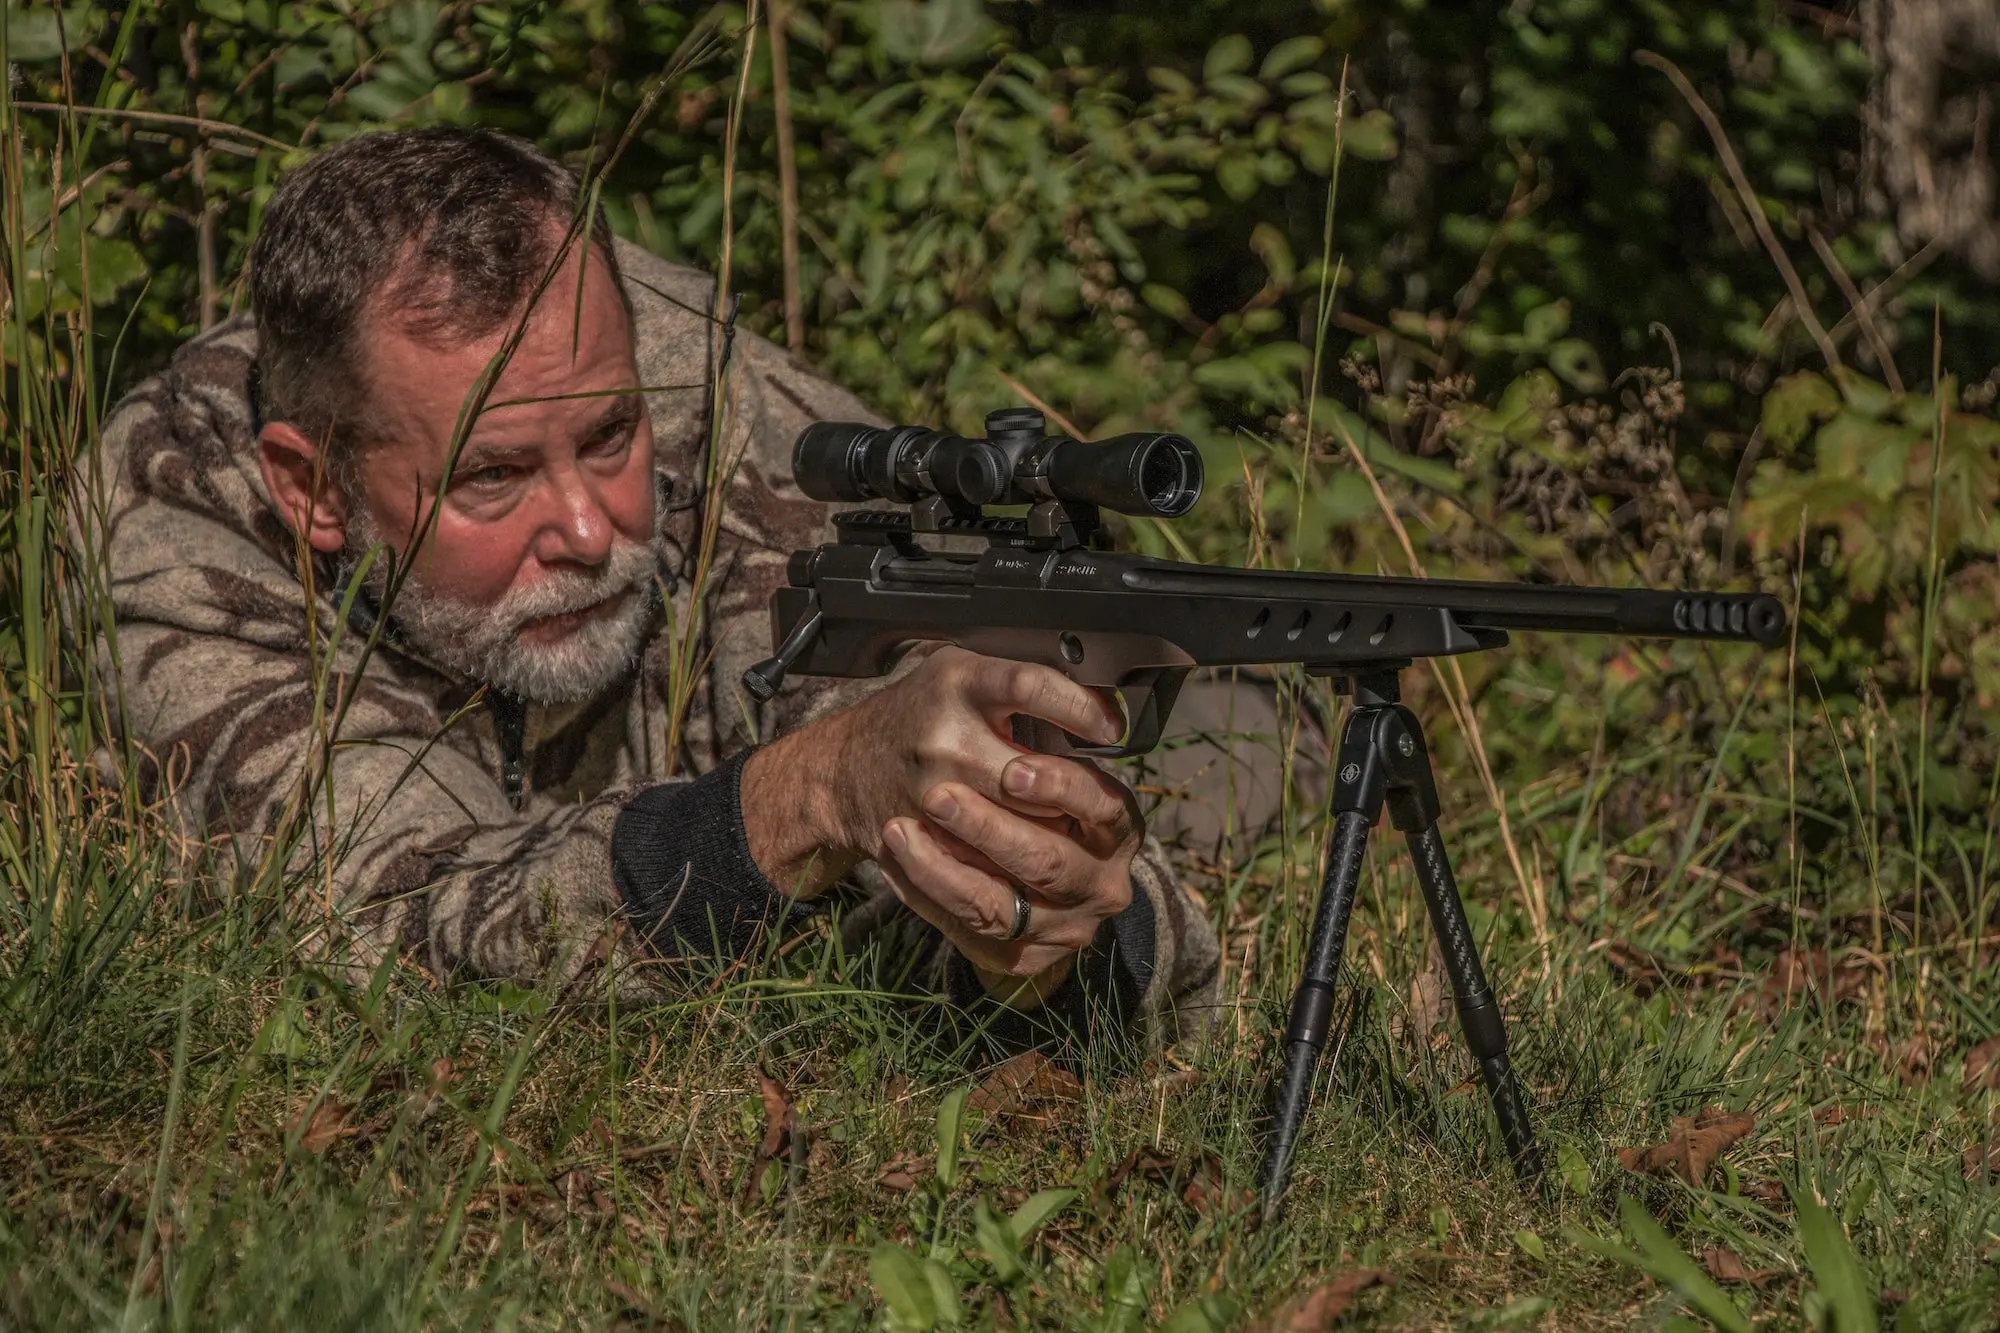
top-left (14, 0), bottom-right (2000, 823)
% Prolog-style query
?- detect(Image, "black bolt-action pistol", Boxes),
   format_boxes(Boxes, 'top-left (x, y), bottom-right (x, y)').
top-left (743, 407), bottom-right (1781, 753)
top-left (743, 407), bottom-right (1785, 1209)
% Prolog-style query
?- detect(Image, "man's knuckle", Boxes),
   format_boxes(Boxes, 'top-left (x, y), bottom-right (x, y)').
top-left (973, 898), bottom-right (1012, 938)
top-left (1020, 844), bottom-right (1067, 889)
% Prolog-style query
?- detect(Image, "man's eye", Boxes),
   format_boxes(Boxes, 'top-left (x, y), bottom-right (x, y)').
top-left (587, 427), bottom-right (632, 457)
top-left (469, 464), bottom-right (516, 487)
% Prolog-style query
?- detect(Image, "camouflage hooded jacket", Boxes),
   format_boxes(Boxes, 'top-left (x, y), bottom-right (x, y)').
top-left (91, 240), bottom-right (1221, 1047)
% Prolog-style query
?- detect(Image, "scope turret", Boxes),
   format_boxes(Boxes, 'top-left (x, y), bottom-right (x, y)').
top-left (792, 409), bottom-right (1203, 519)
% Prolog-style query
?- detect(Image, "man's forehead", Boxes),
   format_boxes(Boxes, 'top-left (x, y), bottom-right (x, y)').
top-left (363, 250), bottom-right (638, 438)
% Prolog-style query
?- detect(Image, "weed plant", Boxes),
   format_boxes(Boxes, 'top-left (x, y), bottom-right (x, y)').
top-left (6, 12), bottom-right (2000, 1333)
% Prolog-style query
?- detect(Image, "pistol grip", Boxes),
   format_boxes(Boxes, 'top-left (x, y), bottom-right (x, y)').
top-left (1010, 668), bottom-right (1188, 760)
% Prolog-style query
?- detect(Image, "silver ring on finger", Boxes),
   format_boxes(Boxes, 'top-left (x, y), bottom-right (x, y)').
top-left (1001, 890), bottom-right (1032, 943)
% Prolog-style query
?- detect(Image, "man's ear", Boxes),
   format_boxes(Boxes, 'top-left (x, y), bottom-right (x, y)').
top-left (258, 421), bottom-right (352, 554)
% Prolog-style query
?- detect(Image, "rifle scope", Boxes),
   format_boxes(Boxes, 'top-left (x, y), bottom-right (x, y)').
top-left (792, 408), bottom-right (1204, 518)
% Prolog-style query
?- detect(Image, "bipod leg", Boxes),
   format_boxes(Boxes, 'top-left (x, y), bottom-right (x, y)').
top-left (1261, 677), bottom-right (1402, 1213)
top-left (1259, 807), bottom-right (1376, 1210)
top-left (1404, 823), bottom-right (1544, 1186)
top-left (1364, 692), bottom-right (1543, 1189)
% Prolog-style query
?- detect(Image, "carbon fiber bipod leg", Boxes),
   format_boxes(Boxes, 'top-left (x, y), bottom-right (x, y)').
top-left (1260, 672), bottom-right (1543, 1216)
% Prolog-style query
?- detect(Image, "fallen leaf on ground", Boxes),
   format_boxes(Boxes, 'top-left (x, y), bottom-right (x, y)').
top-left (1964, 1035), bottom-right (2000, 1095)
top-left (1105, 1145), bottom-right (1253, 1217)
top-left (875, 1155), bottom-right (928, 1192)
top-left (1617, 1107), bottom-right (1757, 1186)
top-left (404, 1057), bottom-right (459, 1122)
top-left (1963, 1143), bottom-right (2000, 1179)
top-left (1405, 944), bottom-right (1451, 1044)
top-left (967, 1050), bottom-right (1084, 1119)
top-left (1759, 946), bottom-right (1868, 1014)
top-left (1105, 1144), bottom-right (1177, 1194)
top-left (1897, 1033), bottom-right (1935, 1086)
top-left (1251, 1269), bottom-right (1391, 1333)
top-left (605, 1275), bottom-right (681, 1333)
top-left (744, 1071), bottom-right (803, 1204)
top-left (1703, 1246), bottom-right (1782, 1288)
top-left (554, 1168), bottom-right (612, 1215)
top-left (1813, 1103), bottom-right (1874, 1127)
top-left (288, 1096), bottom-right (357, 1155)
top-left (1177, 1152), bottom-right (1254, 1215)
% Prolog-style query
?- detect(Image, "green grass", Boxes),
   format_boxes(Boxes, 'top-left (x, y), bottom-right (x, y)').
top-left (5, 707), bottom-right (2000, 1329)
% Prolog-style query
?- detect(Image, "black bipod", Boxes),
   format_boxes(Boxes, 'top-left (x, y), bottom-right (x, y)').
top-left (1260, 669), bottom-right (1543, 1215)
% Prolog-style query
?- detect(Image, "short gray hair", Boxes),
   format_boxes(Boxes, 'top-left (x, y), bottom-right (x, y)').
top-left (250, 128), bottom-right (627, 474)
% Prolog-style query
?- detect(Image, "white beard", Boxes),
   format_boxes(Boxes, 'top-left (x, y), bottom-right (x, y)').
top-left (347, 511), bottom-right (660, 705)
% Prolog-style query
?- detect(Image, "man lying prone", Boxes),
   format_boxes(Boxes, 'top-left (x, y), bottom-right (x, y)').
top-left (98, 128), bottom-right (1266, 1046)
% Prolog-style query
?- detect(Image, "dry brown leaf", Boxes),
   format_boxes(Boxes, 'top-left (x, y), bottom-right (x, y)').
top-left (1406, 944), bottom-right (1452, 1043)
top-left (1105, 1146), bottom-right (1253, 1217)
top-left (554, 1168), bottom-right (612, 1215)
top-left (1703, 1246), bottom-right (1782, 1288)
top-left (606, 1275), bottom-right (689, 1333)
top-left (1963, 1035), bottom-right (2000, 1095)
top-left (1962, 1142), bottom-right (2000, 1179)
top-left (288, 1096), bottom-right (357, 1155)
top-left (1253, 1269), bottom-right (1392, 1332)
top-left (1617, 1107), bottom-right (1757, 1186)
top-left (968, 1051), bottom-right (1084, 1119)
top-left (1813, 1102), bottom-right (1874, 1127)
top-left (1177, 1152), bottom-right (1254, 1215)
top-left (1105, 1144), bottom-right (1178, 1195)
top-left (1897, 1033), bottom-right (1935, 1086)
top-left (744, 1072), bottom-right (803, 1204)
top-left (401, 1057), bottom-right (459, 1122)
top-left (1759, 946), bottom-right (1868, 1014)
top-left (875, 1155), bottom-right (928, 1193)
top-left (675, 86), bottom-right (719, 134)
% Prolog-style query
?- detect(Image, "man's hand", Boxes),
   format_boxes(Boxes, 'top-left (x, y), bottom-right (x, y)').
top-left (878, 742), bottom-right (1140, 996)
top-left (739, 648), bottom-right (1144, 1000)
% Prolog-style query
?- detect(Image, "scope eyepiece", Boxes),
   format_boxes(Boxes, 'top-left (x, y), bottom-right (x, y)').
top-left (790, 410), bottom-right (1204, 519)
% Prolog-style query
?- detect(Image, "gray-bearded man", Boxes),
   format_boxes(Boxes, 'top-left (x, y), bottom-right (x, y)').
top-left (95, 128), bottom-right (1299, 1048)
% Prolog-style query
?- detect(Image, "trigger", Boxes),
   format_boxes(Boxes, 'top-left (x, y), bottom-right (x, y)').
top-left (1009, 686), bottom-right (1130, 757)
top-left (1009, 715), bottom-right (1097, 756)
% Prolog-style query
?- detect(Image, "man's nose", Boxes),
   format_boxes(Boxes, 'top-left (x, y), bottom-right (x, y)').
top-left (532, 467), bottom-right (615, 568)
